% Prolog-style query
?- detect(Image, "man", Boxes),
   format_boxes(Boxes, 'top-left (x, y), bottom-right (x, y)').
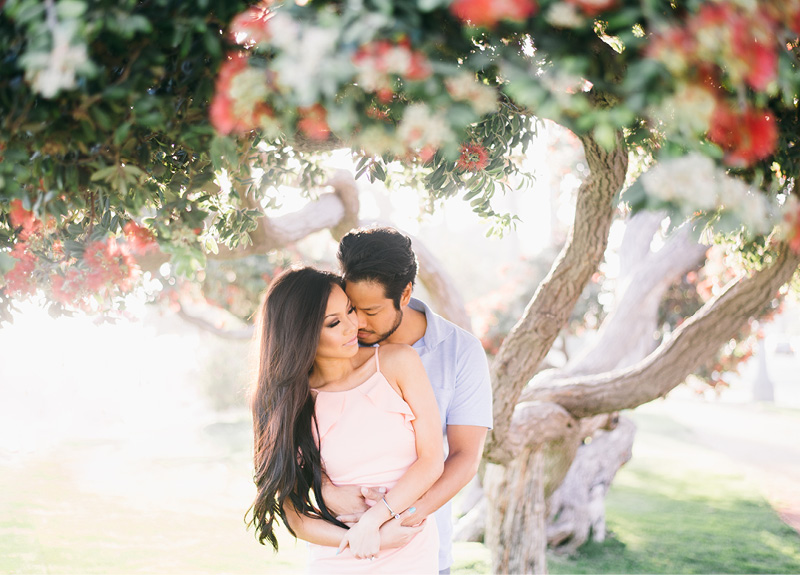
top-left (325, 226), bottom-right (493, 574)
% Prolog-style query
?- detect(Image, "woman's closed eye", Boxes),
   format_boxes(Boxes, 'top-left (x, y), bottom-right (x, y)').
top-left (326, 320), bottom-right (340, 328)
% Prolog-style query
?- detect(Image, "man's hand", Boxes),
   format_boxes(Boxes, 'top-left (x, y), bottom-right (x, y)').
top-left (322, 475), bottom-right (386, 518)
top-left (380, 511), bottom-right (426, 549)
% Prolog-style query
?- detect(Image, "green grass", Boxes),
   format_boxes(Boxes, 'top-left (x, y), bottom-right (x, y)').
top-left (1, 408), bottom-right (799, 574)
top-left (549, 409), bottom-right (800, 575)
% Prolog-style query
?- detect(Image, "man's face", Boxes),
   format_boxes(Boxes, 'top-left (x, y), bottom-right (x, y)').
top-left (344, 279), bottom-right (403, 345)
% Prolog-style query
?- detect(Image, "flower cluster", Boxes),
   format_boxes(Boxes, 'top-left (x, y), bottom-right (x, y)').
top-left (19, 0), bottom-right (95, 99)
top-left (3, 201), bottom-right (151, 311)
top-left (211, 2), bottom-right (504, 163)
top-left (707, 104), bottom-right (777, 169)
top-left (456, 143), bottom-right (491, 172)
top-left (210, 52), bottom-right (276, 136)
top-left (353, 39), bottom-right (432, 104)
top-left (647, 1), bottom-right (783, 166)
top-left (123, 221), bottom-right (159, 255)
top-left (641, 154), bottom-right (774, 234)
top-left (449, 0), bottom-right (538, 28)
top-left (781, 196), bottom-right (800, 254)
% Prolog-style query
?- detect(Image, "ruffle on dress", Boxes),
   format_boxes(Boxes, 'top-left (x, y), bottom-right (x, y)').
top-left (313, 372), bottom-right (415, 441)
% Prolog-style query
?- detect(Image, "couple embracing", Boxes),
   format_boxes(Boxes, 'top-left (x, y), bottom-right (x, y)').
top-left (249, 227), bottom-right (493, 574)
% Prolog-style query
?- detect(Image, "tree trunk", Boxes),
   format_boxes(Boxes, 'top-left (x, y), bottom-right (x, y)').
top-left (485, 446), bottom-right (550, 574)
top-left (547, 416), bottom-right (636, 554)
top-left (486, 131), bottom-right (629, 465)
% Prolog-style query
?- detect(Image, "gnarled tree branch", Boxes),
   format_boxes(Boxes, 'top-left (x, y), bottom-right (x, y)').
top-left (525, 242), bottom-right (800, 418)
top-left (485, 131), bottom-right (629, 464)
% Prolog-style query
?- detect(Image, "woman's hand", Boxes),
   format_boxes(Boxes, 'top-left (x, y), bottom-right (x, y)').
top-left (337, 516), bottom-right (381, 560)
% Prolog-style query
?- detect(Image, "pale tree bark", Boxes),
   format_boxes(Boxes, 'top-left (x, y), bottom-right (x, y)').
top-left (486, 243), bottom-right (799, 573)
top-left (486, 131), bottom-right (629, 465)
top-left (512, 213), bottom-right (707, 553)
top-left (136, 170), bottom-right (361, 274)
top-left (483, 130), bottom-right (628, 575)
top-left (547, 416), bottom-right (636, 554)
top-left (526, 243), bottom-right (800, 416)
top-left (530, 213), bottom-right (707, 384)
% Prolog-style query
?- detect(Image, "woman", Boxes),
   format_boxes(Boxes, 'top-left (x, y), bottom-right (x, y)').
top-left (249, 267), bottom-right (443, 573)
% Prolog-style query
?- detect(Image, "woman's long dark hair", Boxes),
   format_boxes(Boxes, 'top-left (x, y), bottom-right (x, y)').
top-left (247, 267), bottom-right (347, 549)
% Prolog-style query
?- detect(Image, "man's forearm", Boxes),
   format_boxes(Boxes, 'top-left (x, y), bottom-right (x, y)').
top-left (405, 448), bottom-right (478, 519)
top-left (400, 425), bottom-right (488, 526)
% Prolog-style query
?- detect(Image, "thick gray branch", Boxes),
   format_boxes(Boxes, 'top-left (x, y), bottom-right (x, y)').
top-left (525, 243), bottom-right (800, 418)
top-left (485, 132), bottom-right (629, 464)
top-left (536, 215), bottom-right (707, 382)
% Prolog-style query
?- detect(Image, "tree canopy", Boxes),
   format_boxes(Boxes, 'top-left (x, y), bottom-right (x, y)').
top-left (1, 0), bottom-right (800, 319)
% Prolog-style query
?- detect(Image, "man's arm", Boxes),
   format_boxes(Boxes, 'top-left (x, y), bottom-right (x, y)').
top-left (288, 488), bottom-right (427, 549)
top-left (331, 426), bottom-right (487, 541)
top-left (399, 424), bottom-right (487, 526)
top-left (321, 473), bottom-right (383, 517)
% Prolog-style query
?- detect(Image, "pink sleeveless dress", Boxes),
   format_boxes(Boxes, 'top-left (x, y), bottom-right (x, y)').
top-left (309, 348), bottom-right (439, 574)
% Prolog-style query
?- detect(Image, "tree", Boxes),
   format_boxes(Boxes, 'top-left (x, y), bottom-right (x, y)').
top-left (3, 1), bottom-right (800, 573)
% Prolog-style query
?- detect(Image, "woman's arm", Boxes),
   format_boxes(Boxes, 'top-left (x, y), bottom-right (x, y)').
top-left (339, 345), bottom-right (444, 558)
top-left (283, 499), bottom-right (348, 547)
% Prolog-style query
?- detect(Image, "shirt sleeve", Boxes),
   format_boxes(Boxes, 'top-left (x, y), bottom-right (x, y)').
top-left (447, 332), bottom-right (493, 428)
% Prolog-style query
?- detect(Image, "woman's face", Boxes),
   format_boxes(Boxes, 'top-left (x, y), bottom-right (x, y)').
top-left (316, 283), bottom-right (359, 360)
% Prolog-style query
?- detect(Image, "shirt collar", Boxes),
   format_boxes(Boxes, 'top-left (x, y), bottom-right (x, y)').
top-left (408, 297), bottom-right (454, 350)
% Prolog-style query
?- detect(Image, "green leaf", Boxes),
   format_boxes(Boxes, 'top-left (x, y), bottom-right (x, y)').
top-left (56, 0), bottom-right (87, 19)
top-left (90, 166), bottom-right (118, 182)
top-left (210, 136), bottom-right (239, 171)
top-left (204, 235), bottom-right (219, 255)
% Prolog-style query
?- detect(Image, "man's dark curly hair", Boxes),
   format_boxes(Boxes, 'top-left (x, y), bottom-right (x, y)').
top-left (336, 227), bottom-right (417, 310)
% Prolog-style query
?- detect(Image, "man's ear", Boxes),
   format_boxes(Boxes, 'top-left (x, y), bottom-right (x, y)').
top-left (399, 283), bottom-right (413, 307)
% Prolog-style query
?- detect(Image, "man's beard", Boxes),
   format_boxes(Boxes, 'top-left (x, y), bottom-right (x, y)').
top-left (361, 310), bottom-right (403, 345)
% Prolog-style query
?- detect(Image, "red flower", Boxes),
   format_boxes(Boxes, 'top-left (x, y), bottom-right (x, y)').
top-left (210, 53), bottom-right (274, 135)
top-left (785, 203), bottom-right (800, 253)
top-left (405, 52), bottom-right (433, 81)
top-left (741, 39), bottom-right (777, 92)
top-left (5, 254), bottom-right (37, 297)
top-left (456, 143), bottom-right (490, 171)
top-left (297, 104), bottom-right (330, 141)
top-left (353, 39), bottom-right (432, 84)
top-left (50, 269), bottom-right (83, 306)
top-left (450, 0), bottom-right (537, 28)
top-left (417, 146), bottom-right (437, 164)
top-left (83, 238), bottom-right (139, 294)
top-left (9, 199), bottom-right (42, 241)
top-left (229, 2), bottom-right (274, 46)
top-left (691, 3), bottom-right (777, 92)
top-left (566, 0), bottom-right (617, 17)
top-left (123, 221), bottom-right (158, 255)
top-left (707, 103), bottom-right (777, 167)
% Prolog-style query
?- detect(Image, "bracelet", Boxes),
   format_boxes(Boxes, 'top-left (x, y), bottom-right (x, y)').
top-left (381, 497), bottom-right (402, 520)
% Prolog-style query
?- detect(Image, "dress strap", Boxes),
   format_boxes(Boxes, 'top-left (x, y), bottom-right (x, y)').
top-left (373, 346), bottom-right (380, 372)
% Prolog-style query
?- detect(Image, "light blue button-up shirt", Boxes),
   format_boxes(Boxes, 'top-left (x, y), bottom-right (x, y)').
top-left (407, 298), bottom-right (493, 571)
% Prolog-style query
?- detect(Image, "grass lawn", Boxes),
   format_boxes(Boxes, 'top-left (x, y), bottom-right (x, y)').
top-left (1, 405), bottom-right (799, 574)
top-left (548, 406), bottom-right (800, 575)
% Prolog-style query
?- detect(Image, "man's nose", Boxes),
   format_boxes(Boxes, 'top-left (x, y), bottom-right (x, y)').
top-left (355, 310), bottom-right (368, 329)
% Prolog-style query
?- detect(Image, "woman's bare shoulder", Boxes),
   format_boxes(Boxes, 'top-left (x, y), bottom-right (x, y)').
top-left (378, 343), bottom-right (420, 370)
